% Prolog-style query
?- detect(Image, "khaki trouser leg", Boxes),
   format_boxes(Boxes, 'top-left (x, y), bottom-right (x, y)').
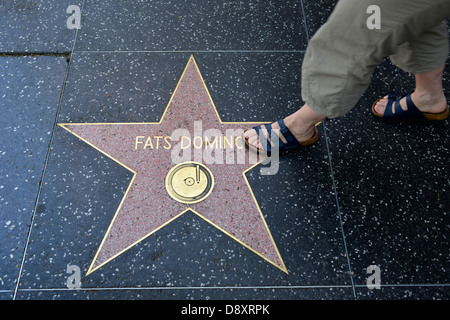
top-left (390, 20), bottom-right (449, 74)
top-left (301, 0), bottom-right (450, 119)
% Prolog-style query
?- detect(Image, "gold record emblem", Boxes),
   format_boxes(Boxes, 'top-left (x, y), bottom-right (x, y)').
top-left (165, 162), bottom-right (214, 204)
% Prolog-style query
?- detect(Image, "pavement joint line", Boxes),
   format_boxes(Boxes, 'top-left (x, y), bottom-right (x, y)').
top-left (72, 50), bottom-right (307, 53)
top-left (299, 0), bottom-right (356, 298)
top-left (9, 285), bottom-right (358, 292)
top-left (0, 52), bottom-right (71, 59)
top-left (10, 283), bottom-right (450, 293)
top-left (322, 120), bottom-right (356, 299)
top-left (10, 56), bottom-right (73, 300)
top-left (11, 0), bottom-right (86, 300)
top-left (298, 0), bottom-right (355, 299)
top-left (10, 1), bottom-right (87, 300)
top-left (0, 52), bottom-right (71, 64)
top-left (299, 0), bottom-right (310, 41)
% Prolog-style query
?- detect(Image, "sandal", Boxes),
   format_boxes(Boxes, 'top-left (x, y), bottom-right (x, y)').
top-left (372, 93), bottom-right (449, 121)
top-left (244, 118), bottom-right (319, 155)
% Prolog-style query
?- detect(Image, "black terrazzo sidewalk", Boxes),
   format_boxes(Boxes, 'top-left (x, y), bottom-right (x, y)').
top-left (0, 0), bottom-right (448, 301)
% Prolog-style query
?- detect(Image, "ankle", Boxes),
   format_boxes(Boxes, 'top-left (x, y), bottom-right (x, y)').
top-left (412, 90), bottom-right (446, 108)
top-left (411, 90), bottom-right (447, 112)
top-left (289, 104), bottom-right (325, 125)
top-left (413, 89), bottom-right (444, 102)
top-left (285, 113), bottom-right (309, 129)
top-left (284, 112), bottom-right (317, 140)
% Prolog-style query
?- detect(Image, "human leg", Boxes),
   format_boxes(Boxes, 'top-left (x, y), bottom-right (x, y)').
top-left (373, 21), bottom-right (449, 117)
top-left (373, 63), bottom-right (448, 117)
top-left (245, 0), bottom-right (450, 150)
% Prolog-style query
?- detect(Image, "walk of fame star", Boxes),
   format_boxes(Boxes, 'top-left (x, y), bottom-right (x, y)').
top-left (58, 56), bottom-right (287, 275)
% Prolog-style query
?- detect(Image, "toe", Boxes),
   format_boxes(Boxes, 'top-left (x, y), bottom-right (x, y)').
top-left (243, 128), bottom-right (256, 140)
top-left (245, 120), bottom-right (291, 150)
top-left (247, 134), bottom-right (258, 146)
top-left (374, 96), bottom-right (388, 115)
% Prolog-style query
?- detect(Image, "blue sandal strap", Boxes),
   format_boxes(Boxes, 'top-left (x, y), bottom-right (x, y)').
top-left (252, 123), bottom-right (277, 153)
top-left (276, 118), bottom-right (300, 150)
top-left (262, 123), bottom-right (274, 153)
top-left (383, 93), bottom-right (427, 120)
top-left (277, 119), bottom-right (299, 145)
top-left (402, 94), bottom-right (427, 120)
top-left (251, 119), bottom-right (303, 154)
top-left (383, 93), bottom-right (396, 118)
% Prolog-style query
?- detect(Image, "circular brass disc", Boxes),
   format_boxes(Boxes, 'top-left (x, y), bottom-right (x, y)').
top-left (165, 162), bottom-right (214, 204)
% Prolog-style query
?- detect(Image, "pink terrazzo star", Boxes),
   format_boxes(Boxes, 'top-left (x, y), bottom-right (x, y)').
top-left (59, 56), bottom-right (287, 275)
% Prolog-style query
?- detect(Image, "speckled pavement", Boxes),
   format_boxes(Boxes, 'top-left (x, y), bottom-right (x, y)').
top-left (0, 0), bottom-right (449, 301)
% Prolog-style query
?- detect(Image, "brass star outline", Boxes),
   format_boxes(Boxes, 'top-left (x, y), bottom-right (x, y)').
top-left (58, 56), bottom-right (287, 276)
